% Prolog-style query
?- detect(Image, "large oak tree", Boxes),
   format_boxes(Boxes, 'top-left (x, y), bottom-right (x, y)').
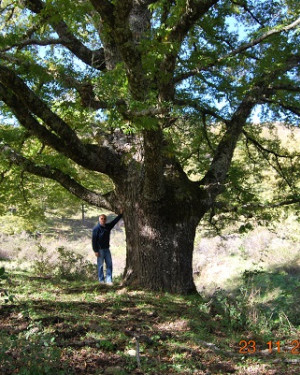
top-left (0, 0), bottom-right (299, 293)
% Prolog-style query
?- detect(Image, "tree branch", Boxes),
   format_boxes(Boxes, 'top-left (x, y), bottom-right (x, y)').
top-left (244, 131), bottom-right (297, 190)
top-left (199, 94), bottom-right (257, 200)
top-left (160, 0), bottom-right (175, 25)
top-left (197, 49), bottom-right (299, 198)
top-left (202, 113), bottom-right (215, 153)
top-left (159, 0), bottom-right (219, 100)
top-left (22, 0), bottom-right (106, 70)
top-left (215, 197), bottom-right (300, 214)
top-left (91, 0), bottom-right (150, 100)
top-left (0, 53), bottom-right (110, 111)
top-left (168, 0), bottom-right (219, 44)
top-left (261, 97), bottom-right (300, 117)
top-left (89, 0), bottom-right (115, 27)
top-left (271, 85), bottom-right (300, 93)
top-left (180, 52), bottom-right (299, 203)
top-left (173, 98), bottom-right (227, 123)
top-left (0, 83), bottom-right (69, 152)
top-left (0, 66), bottom-right (90, 153)
top-left (224, 16), bottom-right (300, 58)
top-left (0, 143), bottom-right (113, 210)
top-left (231, 0), bottom-right (265, 27)
top-left (0, 78), bottom-right (123, 178)
top-left (55, 77), bottom-right (111, 111)
top-left (174, 17), bottom-right (300, 83)
top-left (0, 38), bottom-right (66, 52)
top-left (115, 0), bottom-right (149, 100)
top-left (243, 130), bottom-right (300, 158)
top-left (198, 53), bottom-right (300, 198)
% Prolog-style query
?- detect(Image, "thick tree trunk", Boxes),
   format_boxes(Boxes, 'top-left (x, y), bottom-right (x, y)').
top-left (121, 199), bottom-right (201, 294)
top-left (111, 152), bottom-right (207, 294)
top-left (123, 218), bottom-right (198, 293)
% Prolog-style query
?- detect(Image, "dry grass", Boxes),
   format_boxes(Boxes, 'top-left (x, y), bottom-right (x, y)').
top-left (193, 215), bottom-right (300, 295)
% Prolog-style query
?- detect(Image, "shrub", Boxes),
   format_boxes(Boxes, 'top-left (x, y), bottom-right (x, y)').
top-left (31, 245), bottom-right (53, 277)
top-left (54, 246), bottom-right (95, 280)
top-left (31, 245), bottom-right (95, 281)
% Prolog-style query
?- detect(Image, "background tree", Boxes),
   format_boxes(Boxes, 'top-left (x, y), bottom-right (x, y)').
top-left (0, 0), bottom-right (299, 293)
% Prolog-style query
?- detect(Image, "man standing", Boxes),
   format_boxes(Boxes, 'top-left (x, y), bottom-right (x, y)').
top-left (92, 212), bottom-right (123, 284)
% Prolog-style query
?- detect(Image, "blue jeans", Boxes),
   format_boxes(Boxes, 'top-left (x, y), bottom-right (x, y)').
top-left (97, 248), bottom-right (113, 283)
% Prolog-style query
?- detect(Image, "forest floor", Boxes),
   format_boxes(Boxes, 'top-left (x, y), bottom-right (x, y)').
top-left (0, 212), bottom-right (300, 374)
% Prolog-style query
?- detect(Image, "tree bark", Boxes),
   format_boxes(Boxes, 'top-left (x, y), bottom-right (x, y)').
top-left (122, 209), bottom-right (199, 294)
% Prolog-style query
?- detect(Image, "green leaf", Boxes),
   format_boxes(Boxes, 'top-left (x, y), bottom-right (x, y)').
top-left (0, 267), bottom-right (5, 277)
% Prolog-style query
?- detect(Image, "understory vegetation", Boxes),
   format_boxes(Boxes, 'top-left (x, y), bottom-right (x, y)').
top-left (0, 211), bottom-right (299, 374)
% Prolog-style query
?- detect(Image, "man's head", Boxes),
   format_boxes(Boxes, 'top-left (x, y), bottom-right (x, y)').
top-left (99, 214), bottom-right (107, 226)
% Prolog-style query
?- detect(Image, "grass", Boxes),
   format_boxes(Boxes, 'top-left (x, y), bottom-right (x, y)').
top-left (193, 214), bottom-right (300, 296)
top-left (1, 268), bottom-right (300, 374)
top-left (0, 212), bottom-right (300, 374)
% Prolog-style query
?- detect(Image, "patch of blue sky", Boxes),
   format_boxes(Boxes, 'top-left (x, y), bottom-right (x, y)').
top-left (225, 15), bottom-right (249, 42)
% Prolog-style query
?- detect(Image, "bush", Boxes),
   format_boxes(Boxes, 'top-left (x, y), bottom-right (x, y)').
top-left (54, 246), bottom-right (95, 280)
top-left (31, 245), bottom-right (53, 277)
top-left (31, 245), bottom-right (95, 281)
top-left (208, 269), bottom-right (300, 335)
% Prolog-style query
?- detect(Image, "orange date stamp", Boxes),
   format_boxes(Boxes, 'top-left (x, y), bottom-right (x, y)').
top-left (238, 340), bottom-right (300, 354)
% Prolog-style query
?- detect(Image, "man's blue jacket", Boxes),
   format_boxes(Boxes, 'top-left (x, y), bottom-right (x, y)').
top-left (92, 214), bottom-right (122, 252)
